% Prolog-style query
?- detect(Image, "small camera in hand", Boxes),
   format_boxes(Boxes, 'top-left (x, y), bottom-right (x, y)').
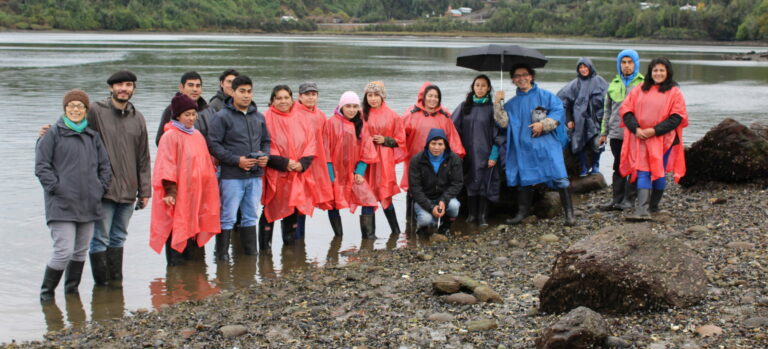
top-left (246, 151), bottom-right (266, 172)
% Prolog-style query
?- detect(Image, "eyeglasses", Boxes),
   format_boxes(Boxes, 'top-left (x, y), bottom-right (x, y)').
top-left (512, 73), bottom-right (531, 79)
top-left (66, 103), bottom-right (86, 110)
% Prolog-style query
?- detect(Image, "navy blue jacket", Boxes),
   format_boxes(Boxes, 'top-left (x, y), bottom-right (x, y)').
top-left (208, 99), bottom-right (270, 179)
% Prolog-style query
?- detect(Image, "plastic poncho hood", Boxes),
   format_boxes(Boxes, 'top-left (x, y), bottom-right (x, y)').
top-left (557, 58), bottom-right (608, 153)
top-left (617, 49), bottom-right (640, 87)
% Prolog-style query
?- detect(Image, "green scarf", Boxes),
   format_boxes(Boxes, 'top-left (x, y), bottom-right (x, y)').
top-left (472, 95), bottom-right (490, 104)
top-left (62, 115), bottom-right (88, 133)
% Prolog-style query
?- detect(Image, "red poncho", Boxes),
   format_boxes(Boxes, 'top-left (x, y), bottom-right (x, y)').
top-left (619, 85), bottom-right (688, 182)
top-left (295, 102), bottom-right (334, 210)
top-left (150, 124), bottom-right (220, 254)
top-left (364, 101), bottom-right (406, 208)
top-left (323, 111), bottom-right (379, 212)
top-left (263, 104), bottom-right (318, 222)
top-left (400, 82), bottom-right (466, 190)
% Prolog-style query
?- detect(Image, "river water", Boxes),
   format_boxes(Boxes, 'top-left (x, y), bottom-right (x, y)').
top-left (0, 32), bottom-right (766, 342)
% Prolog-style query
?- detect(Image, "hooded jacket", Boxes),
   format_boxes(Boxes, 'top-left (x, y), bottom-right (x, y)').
top-left (408, 128), bottom-right (464, 213)
top-left (208, 89), bottom-right (228, 113)
top-left (207, 99), bottom-right (270, 179)
top-left (87, 98), bottom-right (151, 203)
top-left (400, 82), bottom-right (465, 191)
top-left (557, 57), bottom-right (608, 153)
top-left (35, 117), bottom-right (112, 223)
top-left (602, 50), bottom-right (644, 140)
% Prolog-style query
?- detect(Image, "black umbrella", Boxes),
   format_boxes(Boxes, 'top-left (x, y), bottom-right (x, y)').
top-left (456, 44), bottom-right (548, 91)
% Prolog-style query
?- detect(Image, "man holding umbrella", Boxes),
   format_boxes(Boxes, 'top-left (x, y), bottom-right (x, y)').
top-left (494, 64), bottom-right (575, 226)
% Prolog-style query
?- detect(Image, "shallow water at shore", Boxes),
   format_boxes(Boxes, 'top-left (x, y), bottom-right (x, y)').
top-left (1, 32), bottom-right (766, 342)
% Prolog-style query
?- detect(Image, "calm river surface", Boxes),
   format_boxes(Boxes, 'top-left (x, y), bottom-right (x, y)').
top-left (0, 32), bottom-right (766, 342)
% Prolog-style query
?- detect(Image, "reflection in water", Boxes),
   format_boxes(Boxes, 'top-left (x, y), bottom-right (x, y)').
top-left (385, 232), bottom-right (400, 250)
top-left (149, 261), bottom-right (220, 310)
top-left (360, 237), bottom-right (375, 252)
top-left (91, 286), bottom-right (125, 322)
top-left (257, 253), bottom-right (276, 280)
top-left (280, 240), bottom-right (309, 274)
top-left (41, 302), bottom-right (63, 333)
top-left (325, 236), bottom-right (343, 267)
top-left (64, 295), bottom-right (86, 329)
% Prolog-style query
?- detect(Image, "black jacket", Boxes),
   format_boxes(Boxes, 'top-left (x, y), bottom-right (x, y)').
top-left (408, 149), bottom-right (463, 213)
top-left (208, 99), bottom-right (270, 179)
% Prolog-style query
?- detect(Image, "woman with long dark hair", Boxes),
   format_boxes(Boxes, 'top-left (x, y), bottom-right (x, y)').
top-left (620, 57), bottom-right (688, 221)
top-left (259, 85), bottom-right (319, 249)
top-left (451, 74), bottom-right (505, 226)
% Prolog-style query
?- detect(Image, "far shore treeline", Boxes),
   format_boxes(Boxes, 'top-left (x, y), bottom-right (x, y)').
top-left (1, 0), bottom-right (767, 41)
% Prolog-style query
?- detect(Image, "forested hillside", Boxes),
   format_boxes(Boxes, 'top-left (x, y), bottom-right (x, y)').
top-left (1, 0), bottom-right (766, 40)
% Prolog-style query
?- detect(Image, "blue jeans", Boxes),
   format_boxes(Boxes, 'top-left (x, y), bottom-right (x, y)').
top-left (220, 177), bottom-right (262, 229)
top-left (636, 146), bottom-right (674, 190)
top-left (414, 198), bottom-right (460, 228)
top-left (90, 199), bottom-right (134, 253)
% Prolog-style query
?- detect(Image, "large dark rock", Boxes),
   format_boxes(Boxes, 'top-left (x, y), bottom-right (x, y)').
top-left (536, 306), bottom-right (610, 349)
top-left (539, 225), bottom-right (707, 314)
top-left (680, 118), bottom-right (768, 187)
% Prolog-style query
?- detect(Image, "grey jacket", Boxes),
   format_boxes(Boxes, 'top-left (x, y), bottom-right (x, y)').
top-left (208, 99), bottom-right (270, 179)
top-left (87, 98), bottom-right (152, 203)
top-left (36, 118), bottom-right (112, 223)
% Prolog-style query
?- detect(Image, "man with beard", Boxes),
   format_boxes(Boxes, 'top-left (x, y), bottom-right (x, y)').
top-left (154, 71), bottom-right (215, 145)
top-left (85, 70), bottom-right (151, 287)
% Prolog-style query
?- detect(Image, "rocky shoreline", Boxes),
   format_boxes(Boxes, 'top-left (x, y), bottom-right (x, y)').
top-left (10, 182), bottom-right (768, 348)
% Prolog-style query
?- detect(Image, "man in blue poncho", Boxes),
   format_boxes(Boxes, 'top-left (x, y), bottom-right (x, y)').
top-left (494, 64), bottom-right (575, 226)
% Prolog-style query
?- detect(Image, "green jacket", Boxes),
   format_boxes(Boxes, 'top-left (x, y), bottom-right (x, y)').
top-left (601, 73), bottom-right (644, 140)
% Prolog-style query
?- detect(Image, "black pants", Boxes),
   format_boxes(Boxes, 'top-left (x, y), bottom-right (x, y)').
top-left (610, 138), bottom-right (623, 174)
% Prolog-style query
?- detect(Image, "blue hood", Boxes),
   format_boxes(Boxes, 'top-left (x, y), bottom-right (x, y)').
top-left (424, 128), bottom-right (451, 153)
top-left (616, 49), bottom-right (640, 87)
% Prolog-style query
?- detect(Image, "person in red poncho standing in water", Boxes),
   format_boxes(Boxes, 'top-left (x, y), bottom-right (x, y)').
top-left (150, 94), bottom-right (221, 266)
top-left (401, 82), bottom-right (465, 228)
top-left (620, 57), bottom-right (688, 221)
top-left (259, 85), bottom-right (319, 251)
top-left (324, 91), bottom-right (379, 239)
top-left (361, 81), bottom-right (406, 238)
top-left (293, 82), bottom-right (335, 237)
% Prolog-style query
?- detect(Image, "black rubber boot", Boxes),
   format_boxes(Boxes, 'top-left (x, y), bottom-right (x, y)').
top-left (89, 252), bottom-right (109, 286)
top-left (328, 213), bottom-right (343, 237)
top-left (649, 189), bottom-right (665, 213)
top-left (477, 198), bottom-right (489, 227)
top-left (182, 238), bottom-right (205, 261)
top-left (618, 178), bottom-right (636, 210)
top-left (506, 190), bottom-right (533, 224)
top-left (215, 229), bottom-right (232, 261)
top-left (281, 214), bottom-right (298, 246)
top-left (437, 217), bottom-right (455, 236)
top-left (559, 189), bottom-right (576, 226)
top-left (465, 196), bottom-right (478, 224)
top-left (626, 188), bottom-right (652, 221)
top-left (600, 172), bottom-right (626, 211)
top-left (415, 225), bottom-right (431, 237)
top-left (239, 225), bottom-right (258, 255)
top-left (165, 236), bottom-right (185, 267)
top-left (63, 260), bottom-right (85, 294)
top-left (360, 214), bottom-right (376, 239)
top-left (40, 266), bottom-right (64, 303)
top-left (258, 215), bottom-right (274, 253)
top-left (383, 206), bottom-right (401, 236)
top-left (105, 247), bottom-right (123, 288)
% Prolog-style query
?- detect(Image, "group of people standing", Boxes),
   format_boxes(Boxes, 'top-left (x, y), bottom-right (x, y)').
top-left (34, 47), bottom-right (688, 303)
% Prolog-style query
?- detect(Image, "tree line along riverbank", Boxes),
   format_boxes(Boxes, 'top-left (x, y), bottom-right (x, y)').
top-left (2, 0), bottom-right (768, 41)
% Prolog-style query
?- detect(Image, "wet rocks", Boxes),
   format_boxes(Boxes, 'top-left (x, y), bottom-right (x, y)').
top-left (539, 234), bottom-right (560, 243)
top-left (536, 306), bottom-right (610, 349)
top-left (442, 292), bottom-right (478, 305)
top-left (427, 312), bottom-right (454, 322)
top-left (539, 225), bottom-right (707, 313)
top-left (533, 191), bottom-right (562, 219)
top-left (533, 274), bottom-right (550, 290)
top-left (680, 118), bottom-right (768, 187)
top-left (466, 319), bottom-right (498, 331)
top-left (570, 174), bottom-right (608, 194)
top-left (726, 241), bottom-right (756, 250)
top-left (743, 317), bottom-right (768, 328)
